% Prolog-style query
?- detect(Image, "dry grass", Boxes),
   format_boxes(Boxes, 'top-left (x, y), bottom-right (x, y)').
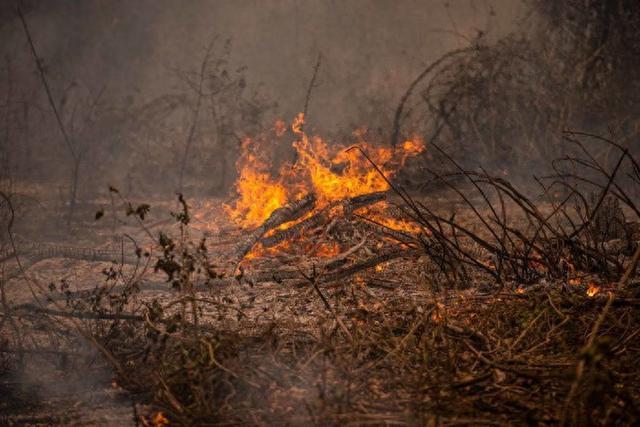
top-left (3, 124), bottom-right (640, 427)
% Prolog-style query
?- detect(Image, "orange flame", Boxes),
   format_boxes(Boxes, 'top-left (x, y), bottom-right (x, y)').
top-left (224, 113), bottom-right (425, 228)
top-left (223, 137), bottom-right (288, 228)
top-left (357, 201), bottom-right (423, 234)
top-left (150, 412), bottom-right (169, 427)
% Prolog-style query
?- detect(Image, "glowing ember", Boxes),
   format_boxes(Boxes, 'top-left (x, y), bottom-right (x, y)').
top-left (151, 412), bottom-right (169, 427)
top-left (245, 240), bottom-right (292, 260)
top-left (586, 284), bottom-right (600, 297)
top-left (357, 201), bottom-right (423, 234)
top-left (312, 242), bottom-right (341, 257)
top-left (224, 113), bottom-right (425, 228)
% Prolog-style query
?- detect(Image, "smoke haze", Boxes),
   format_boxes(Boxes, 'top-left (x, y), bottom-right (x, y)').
top-left (1, 1), bottom-right (523, 131)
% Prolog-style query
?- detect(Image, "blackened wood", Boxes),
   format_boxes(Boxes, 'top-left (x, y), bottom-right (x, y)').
top-left (261, 191), bottom-right (387, 248)
top-left (234, 193), bottom-right (316, 259)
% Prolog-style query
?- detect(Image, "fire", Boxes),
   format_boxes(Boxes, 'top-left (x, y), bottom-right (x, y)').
top-left (357, 202), bottom-right (423, 234)
top-left (568, 278), bottom-right (601, 297)
top-left (291, 112), bottom-right (393, 204)
top-left (244, 240), bottom-right (292, 260)
top-left (143, 412), bottom-right (169, 427)
top-left (224, 137), bottom-right (288, 228)
top-left (224, 113), bottom-right (425, 228)
top-left (586, 284), bottom-right (600, 297)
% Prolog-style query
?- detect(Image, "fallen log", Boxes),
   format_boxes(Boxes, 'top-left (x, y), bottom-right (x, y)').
top-left (43, 247), bottom-right (418, 304)
top-left (234, 193), bottom-right (316, 259)
top-left (317, 247), bottom-right (418, 286)
top-left (239, 247), bottom-right (417, 288)
top-left (261, 191), bottom-right (387, 248)
top-left (1, 243), bottom-right (143, 282)
top-left (11, 303), bottom-right (145, 322)
top-left (0, 243), bottom-right (140, 265)
top-left (358, 218), bottom-right (414, 240)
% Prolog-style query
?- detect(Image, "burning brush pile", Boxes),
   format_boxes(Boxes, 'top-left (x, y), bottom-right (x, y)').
top-left (210, 112), bottom-right (426, 279)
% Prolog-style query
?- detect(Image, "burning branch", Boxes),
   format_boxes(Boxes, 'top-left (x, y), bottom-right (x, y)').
top-left (260, 191), bottom-right (386, 249)
top-left (234, 193), bottom-right (316, 259)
